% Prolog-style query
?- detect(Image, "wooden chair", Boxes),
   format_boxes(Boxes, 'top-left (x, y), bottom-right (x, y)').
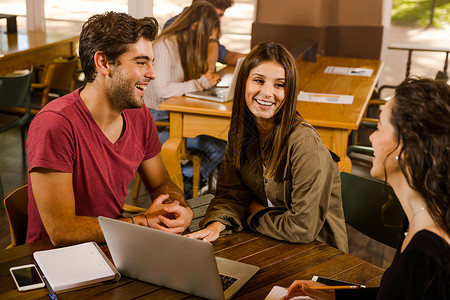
top-left (346, 99), bottom-right (381, 157)
top-left (3, 57), bottom-right (79, 115)
top-left (31, 57), bottom-right (79, 114)
top-left (0, 69), bottom-right (33, 202)
top-left (3, 184), bottom-right (149, 249)
top-left (0, 69), bottom-right (33, 151)
top-left (340, 172), bottom-right (405, 248)
top-left (4, 185), bottom-right (28, 249)
top-left (132, 121), bottom-right (202, 199)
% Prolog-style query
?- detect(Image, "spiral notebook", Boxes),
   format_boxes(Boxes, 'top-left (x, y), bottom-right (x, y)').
top-left (33, 242), bottom-right (120, 293)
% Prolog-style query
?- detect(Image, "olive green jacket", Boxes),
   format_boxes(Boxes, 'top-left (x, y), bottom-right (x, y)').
top-left (200, 123), bottom-right (348, 252)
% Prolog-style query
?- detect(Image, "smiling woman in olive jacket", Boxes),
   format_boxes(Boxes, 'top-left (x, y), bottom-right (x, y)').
top-left (187, 41), bottom-right (348, 252)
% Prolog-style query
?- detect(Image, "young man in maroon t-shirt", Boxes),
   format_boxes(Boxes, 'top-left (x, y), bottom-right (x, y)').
top-left (26, 12), bottom-right (193, 246)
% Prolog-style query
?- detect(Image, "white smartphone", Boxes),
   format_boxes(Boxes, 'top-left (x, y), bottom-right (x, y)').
top-left (9, 264), bottom-right (46, 291)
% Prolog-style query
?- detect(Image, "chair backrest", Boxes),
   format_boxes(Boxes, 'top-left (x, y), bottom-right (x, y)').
top-left (340, 172), bottom-right (405, 248)
top-left (3, 185), bottom-right (29, 249)
top-left (0, 69), bottom-right (33, 109)
top-left (41, 57), bottom-right (79, 91)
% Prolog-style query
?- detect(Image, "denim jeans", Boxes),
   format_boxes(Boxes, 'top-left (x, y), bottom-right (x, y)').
top-left (150, 109), bottom-right (226, 180)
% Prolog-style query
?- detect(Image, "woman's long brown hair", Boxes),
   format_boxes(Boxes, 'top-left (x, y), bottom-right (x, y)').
top-left (228, 41), bottom-right (299, 178)
top-left (157, 1), bottom-right (220, 80)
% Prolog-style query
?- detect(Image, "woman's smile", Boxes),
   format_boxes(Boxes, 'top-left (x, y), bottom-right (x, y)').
top-left (245, 61), bottom-right (286, 121)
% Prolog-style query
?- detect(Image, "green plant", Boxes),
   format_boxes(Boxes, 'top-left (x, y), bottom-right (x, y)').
top-left (391, 0), bottom-right (450, 28)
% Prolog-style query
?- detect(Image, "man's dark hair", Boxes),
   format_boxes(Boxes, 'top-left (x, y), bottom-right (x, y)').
top-left (194, 0), bottom-right (233, 10)
top-left (79, 11), bottom-right (158, 82)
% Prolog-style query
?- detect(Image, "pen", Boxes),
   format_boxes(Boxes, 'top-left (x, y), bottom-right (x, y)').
top-left (42, 275), bottom-right (58, 300)
top-left (312, 95), bottom-right (341, 98)
top-left (309, 285), bottom-right (361, 290)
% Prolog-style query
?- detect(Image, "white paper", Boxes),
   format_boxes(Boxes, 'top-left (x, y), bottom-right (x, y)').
top-left (265, 286), bottom-right (314, 300)
top-left (297, 91), bottom-right (354, 105)
top-left (324, 66), bottom-right (373, 77)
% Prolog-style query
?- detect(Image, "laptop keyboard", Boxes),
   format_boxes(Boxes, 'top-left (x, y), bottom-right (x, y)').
top-left (210, 89), bottom-right (228, 99)
top-left (220, 274), bottom-right (238, 291)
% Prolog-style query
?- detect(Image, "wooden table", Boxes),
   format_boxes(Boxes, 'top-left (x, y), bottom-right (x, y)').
top-left (0, 30), bottom-right (79, 75)
top-left (0, 231), bottom-right (384, 299)
top-left (159, 56), bottom-right (383, 190)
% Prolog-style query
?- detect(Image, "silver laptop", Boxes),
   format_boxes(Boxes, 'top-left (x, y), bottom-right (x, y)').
top-left (98, 216), bottom-right (259, 300)
top-left (185, 57), bottom-right (245, 103)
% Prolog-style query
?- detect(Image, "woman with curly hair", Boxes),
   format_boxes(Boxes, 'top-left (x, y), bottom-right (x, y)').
top-left (285, 77), bottom-right (450, 299)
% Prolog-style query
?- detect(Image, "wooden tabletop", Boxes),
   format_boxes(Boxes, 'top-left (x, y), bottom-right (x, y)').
top-left (160, 56), bottom-right (383, 131)
top-left (160, 94), bottom-right (233, 118)
top-left (0, 31), bottom-right (77, 57)
top-left (0, 231), bottom-right (384, 299)
top-left (0, 30), bottom-right (79, 75)
top-left (296, 56), bottom-right (383, 130)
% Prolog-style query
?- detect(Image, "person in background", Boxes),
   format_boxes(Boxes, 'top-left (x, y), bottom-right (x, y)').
top-left (187, 41), bottom-right (348, 252)
top-left (164, 0), bottom-right (246, 66)
top-left (26, 12), bottom-right (193, 247)
top-left (284, 77), bottom-right (450, 299)
top-left (144, 1), bottom-right (227, 195)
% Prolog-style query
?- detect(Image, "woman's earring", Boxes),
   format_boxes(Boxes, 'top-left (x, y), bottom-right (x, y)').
top-left (395, 156), bottom-right (399, 161)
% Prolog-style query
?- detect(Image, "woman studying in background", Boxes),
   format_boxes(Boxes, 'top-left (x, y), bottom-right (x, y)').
top-left (284, 77), bottom-right (450, 299)
top-left (144, 0), bottom-right (226, 185)
top-left (188, 41), bottom-right (348, 252)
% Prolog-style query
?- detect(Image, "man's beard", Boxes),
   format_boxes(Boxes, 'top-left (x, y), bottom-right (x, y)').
top-left (106, 72), bottom-right (143, 111)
